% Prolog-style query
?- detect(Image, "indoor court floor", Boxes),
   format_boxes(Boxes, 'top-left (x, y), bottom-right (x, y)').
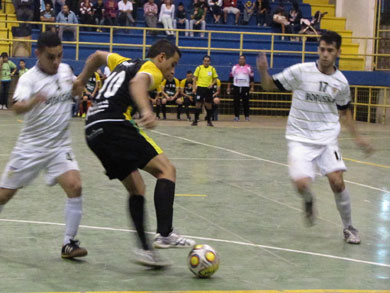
top-left (0, 110), bottom-right (389, 293)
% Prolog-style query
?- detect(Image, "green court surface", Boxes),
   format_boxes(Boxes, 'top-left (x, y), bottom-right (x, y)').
top-left (0, 111), bottom-right (389, 293)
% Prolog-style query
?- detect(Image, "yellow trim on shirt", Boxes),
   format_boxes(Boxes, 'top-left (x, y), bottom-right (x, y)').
top-left (107, 53), bottom-right (131, 72)
top-left (138, 61), bottom-right (163, 91)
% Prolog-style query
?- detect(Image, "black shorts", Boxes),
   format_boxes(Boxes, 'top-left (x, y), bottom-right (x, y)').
top-left (85, 121), bottom-right (163, 181)
top-left (195, 87), bottom-right (213, 103)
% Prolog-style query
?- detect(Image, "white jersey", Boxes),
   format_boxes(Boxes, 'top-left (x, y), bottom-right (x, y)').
top-left (12, 63), bottom-right (74, 151)
top-left (273, 62), bottom-right (350, 145)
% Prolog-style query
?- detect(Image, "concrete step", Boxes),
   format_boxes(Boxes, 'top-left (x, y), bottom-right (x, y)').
top-left (339, 56), bottom-right (365, 71)
top-left (321, 16), bottom-right (346, 31)
top-left (309, 4), bottom-right (335, 17)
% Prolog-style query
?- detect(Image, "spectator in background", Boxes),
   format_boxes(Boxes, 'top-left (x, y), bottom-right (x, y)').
top-left (93, 0), bottom-right (105, 32)
top-left (0, 52), bottom-right (17, 110)
top-left (18, 59), bottom-right (29, 77)
top-left (189, 5), bottom-right (206, 37)
top-left (118, 0), bottom-right (136, 29)
top-left (288, 1), bottom-right (302, 40)
top-left (56, 4), bottom-right (78, 41)
top-left (144, 0), bottom-right (158, 35)
top-left (223, 0), bottom-right (240, 25)
top-left (255, 0), bottom-right (270, 27)
top-left (197, 0), bottom-right (208, 15)
top-left (208, 0), bottom-right (222, 24)
top-left (159, 0), bottom-right (175, 36)
top-left (13, 0), bottom-right (34, 31)
top-left (175, 2), bottom-right (189, 36)
top-left (79, 0), bottom-right (94, 30)
top-left (242, 0), bottom-right (256, 25)
top-left (272, 3), bottom-right (290, 40)
top-left (40, 2), bottom-right (56, 32)
top-left (104, 0), bottom-right (118, 26)
top-left (227, 55), bottom-right (254, 121)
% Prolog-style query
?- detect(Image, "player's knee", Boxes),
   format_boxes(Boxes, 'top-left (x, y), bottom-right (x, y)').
top-left (0, 188), bottom-right (16, 204)
top-left (66, 181), bottom-right (82, 197)
top-left (295, 180), bottom-right (310, 194)
top-left (330, 179), bottom-right (345, 193)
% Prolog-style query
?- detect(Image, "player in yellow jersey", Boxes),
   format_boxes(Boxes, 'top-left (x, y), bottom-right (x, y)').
top-left (73, 40), bottom-right (195, 268)
top-left (192, 55), bottom-right (218, 126)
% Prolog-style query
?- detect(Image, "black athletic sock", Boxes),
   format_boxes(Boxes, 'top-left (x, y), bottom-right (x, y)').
top-left (128, 195), bottom-right (149, 250)
top-left (156, 104), bottom-right (161, 118)
top-left (195, 108), bottom-right (200, 122)
top-left (154, 179), bottom-right (175, 237)
top-left (206, 109), bottom-right (212, 122)
top-left (162, 104), bottom-right (167, 119)
top-left (185, 105), bottom-right (190, 119)
top-left (177, 105), bottom-right (182, 118)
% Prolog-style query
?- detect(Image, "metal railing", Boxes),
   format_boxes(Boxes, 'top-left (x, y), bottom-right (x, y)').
top-left (0, 19), bottom-right (388, 70)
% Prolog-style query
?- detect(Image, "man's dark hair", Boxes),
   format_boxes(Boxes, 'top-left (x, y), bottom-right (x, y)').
top-left (37, 31), bottom-right (61, 50)
top-left (1, 52), bottom-right (8, 58)
top-left (203, 55), bottom-right (211, 60)
top-left (320, 30), bottom-right (342, 49)
top-left (186, 70), bottom-right (192, 74)
top-left (20, 59), bottom-right (25, 63)
top-left (147, 39), bottom-right (181, 59)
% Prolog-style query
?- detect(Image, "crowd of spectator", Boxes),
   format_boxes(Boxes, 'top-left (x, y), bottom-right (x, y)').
top-left (10, 0), bottom-right (310, 40)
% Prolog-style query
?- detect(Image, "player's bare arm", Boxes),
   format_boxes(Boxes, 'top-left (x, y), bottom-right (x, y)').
top-left (73, 50), bottom-right (109, 97)
top-left (130, 72), bottom-right (157, 129)
top-left (13, 93), bottom-right (47, 114)
top-left (339, 107), bottom-right (374, 155)
top-left (256, 52), bottom-right (278, 91)
top-left (192, 76), bottom-right (198, 93)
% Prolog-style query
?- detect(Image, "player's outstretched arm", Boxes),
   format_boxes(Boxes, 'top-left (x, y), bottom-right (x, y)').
top-left (256, 52), bottom-right (278, 91)
top-left (73, 50), bottom-right (109, 97)
top-left (130, 72), bottom-right (157, 129)
top-left (339, 107), bottom-right (374, 156)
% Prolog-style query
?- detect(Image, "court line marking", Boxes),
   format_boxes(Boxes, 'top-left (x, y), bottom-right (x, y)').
top-left (171, 158), bottom-right (258, 161)
top-left (151, 130), bottom-right (390, 194)
top-left (176, 194), bottom-right (207, 197)
top-left (343, 157), bottom-right (390, 169)
top-left (35, 291), bottom-right (390, 293)
top-left (0, 218), bottom-right (389, 268)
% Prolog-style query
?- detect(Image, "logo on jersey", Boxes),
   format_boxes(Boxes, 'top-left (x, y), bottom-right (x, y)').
top-left (305, 92), bottom-right (335, 104)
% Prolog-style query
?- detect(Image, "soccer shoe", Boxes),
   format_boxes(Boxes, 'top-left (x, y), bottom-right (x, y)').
top-left (303, 200), bottom-right (316, 226)
top-left (191, 121), bottom-right (198, 126)
top-left (133, 248), bottom-right (172, 268)
top-left (153, 231), bottom-right (196, 249)
top-left (61, 239), bottom-right (88, 259)
top-left (234, 117), bottom-right (239, 121)
top-left (207, 121), bottom-right (214, 127)
top-left (343, 226), bottom-right (361, 244)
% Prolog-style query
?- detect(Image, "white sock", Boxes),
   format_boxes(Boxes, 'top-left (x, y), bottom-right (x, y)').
top-left (64, 196), bottom-right (83, 245)
top-left (334, 189), bottom-right (352, 229)
top-left (300, 188), bottom-right (314, 203)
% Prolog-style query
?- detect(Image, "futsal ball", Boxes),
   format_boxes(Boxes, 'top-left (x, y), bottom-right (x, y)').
top-left (187, 244), bottom-right (220, 278)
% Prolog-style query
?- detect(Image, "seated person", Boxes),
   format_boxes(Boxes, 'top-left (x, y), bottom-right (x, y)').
top-left (255, 0), bottom-right (271, 27)
top-left (272, 4), bottom-right (291, 40)
top-left (144, 0), bottom-right (158, 35)
top-left (14, 0), bottom-right (34, 31)
top-left (104, 0), bottom-right (118, 26)
top-left (79, 0), bottom-right (94, 30)
top-left (242, 0), bottom-right (256, 25)
top-left (223, 0), bottom-right (240, 25)
top-left (288, 1), bottom-right (302, 39)
top-left (161, 75), bottom-right (181, 120)
top-left (56, 4), bottom-right (78, 41)
top-left (175, 2), bottom-right (189, 36)
top-left (189, 6), bottom-right (206, 37)
top-left (179, 71), bottom-right (195, 121)
top-left (93, 0), bottom-right (105, 32)
top-left (118, 0), bottom-right (135, 28)
top-left (40, 2), bottom-right (56, 32)
top-left (208, 0), bottom-right (222, 24)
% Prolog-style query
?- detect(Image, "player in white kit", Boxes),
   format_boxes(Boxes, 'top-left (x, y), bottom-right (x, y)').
top-left (0, 32), bottom-right (88, 258)
top-left (257, 31), bottom-right (372, 244)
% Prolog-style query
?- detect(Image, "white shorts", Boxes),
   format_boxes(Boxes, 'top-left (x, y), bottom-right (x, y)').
top-left (287, 140), bottom-right (346, 181)
top-left (0, 147), bottom-right (79, 189)
top-left (223, 7), bottom-right (240, 14)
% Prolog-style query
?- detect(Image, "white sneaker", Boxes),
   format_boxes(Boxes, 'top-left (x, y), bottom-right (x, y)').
top-left (0, 105), bottom-right (3, 109)
top-left (153, 231), bottom-right (196, 248)
top-left (343, 226), bottom-right (361, 244)
top-left (133, 248), bottom-right (172, 268)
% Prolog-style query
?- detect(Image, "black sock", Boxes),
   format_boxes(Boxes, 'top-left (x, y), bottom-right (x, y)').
top-left (128, 195), bottom-right (149, 250)
top-left (154, 179), bottom-right (175, 237)
top-left (177, 105), bottom-right (182, 118)
top-left (206, 109), bottom-right (212, 122)
top-left (156, 104), bottom-right (161, 117)
top-left (162, 104), bottom-right (167, 119)
top-left (195, 108), bottom-right (200, 122)
top-left (185, 106), bottom-right (190, 118)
